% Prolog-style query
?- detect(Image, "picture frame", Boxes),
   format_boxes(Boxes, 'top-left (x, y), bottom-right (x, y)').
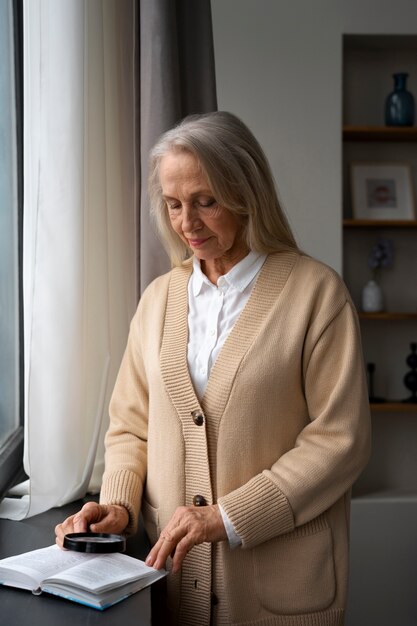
top-left (350, 162), bottom-right (415, 220)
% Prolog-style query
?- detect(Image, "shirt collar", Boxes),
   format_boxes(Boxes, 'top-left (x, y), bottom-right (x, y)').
top-left (191, 257), bottom-right (211, 296)
top-left (191, 251), bottom-right (267, 296)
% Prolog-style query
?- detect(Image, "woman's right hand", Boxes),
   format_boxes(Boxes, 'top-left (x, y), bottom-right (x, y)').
top-left (55, 501), bottom-right (129, 548)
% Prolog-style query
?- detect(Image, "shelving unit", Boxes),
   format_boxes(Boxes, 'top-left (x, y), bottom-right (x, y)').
top-left (370, 402), bottom-right (417, 412)
top-left (359, 312), bottom-right (417, 320)
top-left (342, 35), bottom-right (417, 503)
top-left (343, 127), bottom-right (417, 406)
top-left (344, 218), bottom-right (417, 227)
top-left (343, 34), bottom-right (417, 626)
top-left (343, 125), bottom-right (417, 141)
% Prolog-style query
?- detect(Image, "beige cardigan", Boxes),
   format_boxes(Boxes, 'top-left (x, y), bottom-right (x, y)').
top-left (100, 251), bottom-right (371, 626)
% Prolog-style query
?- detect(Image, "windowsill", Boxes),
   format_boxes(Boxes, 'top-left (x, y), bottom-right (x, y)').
top-left (0, 426), bottom-right (24, 500)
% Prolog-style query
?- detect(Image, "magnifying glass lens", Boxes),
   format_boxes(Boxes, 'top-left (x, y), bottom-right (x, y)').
top-left (63, 532), bottom-right (126, 553)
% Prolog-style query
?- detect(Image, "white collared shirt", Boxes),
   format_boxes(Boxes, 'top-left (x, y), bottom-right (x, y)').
top-left (187, 251), bottom-right (267, 400)
top-left (187, 251), bottom-right (267, 548)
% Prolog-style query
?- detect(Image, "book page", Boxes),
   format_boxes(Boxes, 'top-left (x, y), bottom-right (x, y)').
top-left (0, 545), bottom-right (95, 589)
top-left (46, 552), bottom-right (159, 594)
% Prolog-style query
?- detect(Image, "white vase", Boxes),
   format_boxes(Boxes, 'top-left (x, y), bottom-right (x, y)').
top-left (361, 279), bottom-right (384, 312)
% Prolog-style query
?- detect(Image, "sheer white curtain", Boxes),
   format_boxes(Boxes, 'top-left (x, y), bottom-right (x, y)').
top-left (0, 0), bottom-right (138, 519)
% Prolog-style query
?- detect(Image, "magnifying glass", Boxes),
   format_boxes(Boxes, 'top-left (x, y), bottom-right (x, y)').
top-left (63, 532), bottom-right (126, 553)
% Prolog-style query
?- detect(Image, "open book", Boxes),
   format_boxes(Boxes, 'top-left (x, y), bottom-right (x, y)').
top-left (0, 544), bottom-right (166, 610)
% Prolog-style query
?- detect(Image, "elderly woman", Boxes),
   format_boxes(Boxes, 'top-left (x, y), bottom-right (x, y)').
top-left (56, 111), bottom-right (371, 626)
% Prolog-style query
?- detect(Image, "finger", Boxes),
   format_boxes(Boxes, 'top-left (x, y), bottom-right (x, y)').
top-left (74, 502), bottom-right (104, 532)
top-left (55, 535), bottom-right (66, 550)
top-left (145, 504), bottom-right (223, 572)
top-left (89, 514), bottom-right (115, 533)
top-left (55, 521), bottom-right (70, 548)
top-left (87, 504), bottom-right (109, 532)
top-left (55, 516), bottom-right (84, 548)
top-left (145, 535), bottom-right (172, 569)
top-left (90, 505), bottom-right (129, 534)
top-left (171, 536), bottom-right (196, 574)
top-left (71, 513), bottom-right (90, 533)
top-left (145, 506), bottom-right (207, 570)
top-left (55, 503), bottom-right (102, 546)
top-left (146, 528), bottom-right (183, 570)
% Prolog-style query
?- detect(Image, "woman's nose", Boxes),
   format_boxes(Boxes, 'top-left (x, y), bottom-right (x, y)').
top-left (181, 205), bottom-right (201, 231)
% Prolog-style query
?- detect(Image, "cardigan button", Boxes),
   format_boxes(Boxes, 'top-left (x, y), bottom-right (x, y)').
top-left (191, 410), bottom-right (204, 426)
top-left (193, 494), bottom-right (207, 507)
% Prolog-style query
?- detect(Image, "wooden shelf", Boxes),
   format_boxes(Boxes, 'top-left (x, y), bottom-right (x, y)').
top-left (352, 489), bottom-right (417, 503)
top-left (358, 312), bottom-right (417, 320)
top-left (343, 219), bottom-right (417, 228)
top-left (370, 402), bottom-right (417, 412)
top-left (343, 125), bottom-right (417, 142)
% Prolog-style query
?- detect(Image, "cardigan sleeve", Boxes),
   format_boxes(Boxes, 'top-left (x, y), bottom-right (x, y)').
top-left (218, 299), bottom-right (371, 550)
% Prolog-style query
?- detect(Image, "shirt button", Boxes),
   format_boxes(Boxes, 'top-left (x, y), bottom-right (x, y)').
top-left (210, 329), bottom-right (216, 336)
top-left (193, 495), bottom-right (207, 507)
top-left (191, 410), bottom-right (204, 426)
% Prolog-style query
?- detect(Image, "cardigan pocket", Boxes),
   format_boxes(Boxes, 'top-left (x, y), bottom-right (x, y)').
top-left (141, 498), bottom-right (161, 546)
top-left (253, 513), bottom-right (336, 615)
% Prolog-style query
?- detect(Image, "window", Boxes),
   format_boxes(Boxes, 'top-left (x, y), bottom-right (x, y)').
top-left (0, 0), bottom-right (24, 499)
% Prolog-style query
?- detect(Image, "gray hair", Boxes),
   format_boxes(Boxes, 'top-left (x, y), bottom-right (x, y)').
top-left (148, 111), bottom-right (298, 266)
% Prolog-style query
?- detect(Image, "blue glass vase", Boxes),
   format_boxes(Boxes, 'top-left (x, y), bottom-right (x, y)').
top-left (385, 72), bottom-right (415, 126)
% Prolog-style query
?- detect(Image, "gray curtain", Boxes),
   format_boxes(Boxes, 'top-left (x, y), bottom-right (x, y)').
top-left (138, 0), bottom-right (218, 292)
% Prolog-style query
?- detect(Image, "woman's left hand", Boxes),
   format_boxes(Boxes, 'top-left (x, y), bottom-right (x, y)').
top-left (145, 504), bottom-right (227, 574)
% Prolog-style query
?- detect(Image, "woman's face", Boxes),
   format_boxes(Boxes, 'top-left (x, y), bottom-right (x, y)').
top-left (159, 150), bottom-right (248, 279)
